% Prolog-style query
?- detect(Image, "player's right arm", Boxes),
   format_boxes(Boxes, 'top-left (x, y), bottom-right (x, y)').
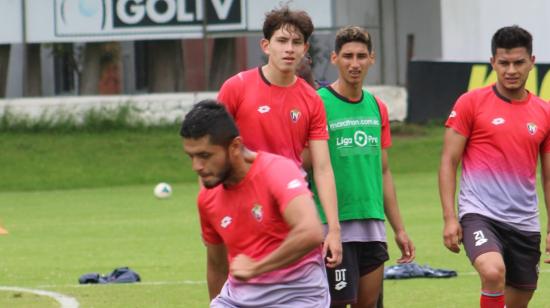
top-left (438, 128), bottom-right (467, 253)
top-left (206, 243), bottom-right (228, 300)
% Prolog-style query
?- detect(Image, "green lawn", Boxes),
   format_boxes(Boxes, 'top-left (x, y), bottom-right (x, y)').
top-left (1, 126), bottom-right (550, 307)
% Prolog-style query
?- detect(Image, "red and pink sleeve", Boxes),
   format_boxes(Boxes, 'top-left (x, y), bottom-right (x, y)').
top-left (308, 94), bottom-right (329, 140)
top-left (445, 94), bottom-right (474, 137)
top-left (217, 75), bottom-right (243, 117)
top-left (376, 97), bottom-right (392, 149)
top-left (197, 190), bottom-right (223, 245)
top-left (266, 158), bottom-right (311, 214)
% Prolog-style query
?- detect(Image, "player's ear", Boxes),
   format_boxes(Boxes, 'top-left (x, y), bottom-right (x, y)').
top-left (369, 50), bottom-right (376, 65)
top-left (529, 55), bottom-right (536, 68)
top-left (330, 51), bottom-right (337, 64)
top-left (228, 136), bottom-right (243, 157)
top-left (260, 38), bottom-right (270, 56)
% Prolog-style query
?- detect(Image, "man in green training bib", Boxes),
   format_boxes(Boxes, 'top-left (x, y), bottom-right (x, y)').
top-left (309, 26), bottom-right (416, 308)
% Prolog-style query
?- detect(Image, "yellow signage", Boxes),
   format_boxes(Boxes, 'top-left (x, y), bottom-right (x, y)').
top-left (468, 64), bottom-right (550, 100)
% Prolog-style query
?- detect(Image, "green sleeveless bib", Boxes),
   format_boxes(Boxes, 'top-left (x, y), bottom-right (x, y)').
top-left (312, 87), bottom-right (385, 223)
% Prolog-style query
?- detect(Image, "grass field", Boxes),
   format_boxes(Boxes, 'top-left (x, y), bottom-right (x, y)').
top-left (1, 125), bottom-right (550, 307)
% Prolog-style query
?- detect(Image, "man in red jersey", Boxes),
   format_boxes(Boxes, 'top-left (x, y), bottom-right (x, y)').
top-left (181, 100), bottom-right (330, 307)
top-left (439, 25), bottom-right (550, 308)
top-left (218, 6), bottom-right (342, 267)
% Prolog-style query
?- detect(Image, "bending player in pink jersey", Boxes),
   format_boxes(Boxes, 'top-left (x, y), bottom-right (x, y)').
top-left (181, 100), bottom-right (330, 307)
top-left (217, 6), bottom-right (342, 268)
top-left (439, 25), bottom-right (550, 308)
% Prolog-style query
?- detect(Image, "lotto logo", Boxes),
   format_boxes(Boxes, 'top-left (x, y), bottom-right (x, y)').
top-left (335, 281), bottom-right (347, 291)
top-left (220, 216), bottom-right (232, 228)
top-left (287, 179), bottom-right (302, 189)
top-left (491, 118), bottom-right (505, 126)
top-left (257, 106), bottom-right (271, 114)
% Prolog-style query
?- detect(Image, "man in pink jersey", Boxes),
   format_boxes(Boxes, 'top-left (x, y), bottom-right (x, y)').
top-left (181, 100), bottom-right (330, 307)
top-left (439, 25), bottom-right (550, 308)
top-left (218, 6), bottom-right (342, 267)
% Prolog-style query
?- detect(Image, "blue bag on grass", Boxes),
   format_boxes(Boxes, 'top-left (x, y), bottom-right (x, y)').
top-left (79, 267), bottom-right (141, 284)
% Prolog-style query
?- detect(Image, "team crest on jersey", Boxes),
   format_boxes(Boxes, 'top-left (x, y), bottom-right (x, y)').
top-left (290, 109), bottom-right (301, 123)
top-left (252, 204), bottom-right (263, 222)
top-left (527, 122), bottom-right (537, 135)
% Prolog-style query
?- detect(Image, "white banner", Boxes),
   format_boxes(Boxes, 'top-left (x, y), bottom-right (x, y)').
top-left (0, 0), bottom-right (23, 43)
top-left (27, 0), bottom-right (246, 42)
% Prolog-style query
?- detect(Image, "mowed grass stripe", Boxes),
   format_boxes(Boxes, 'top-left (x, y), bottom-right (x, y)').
top-left (2, 126), bottom-right (550, 307)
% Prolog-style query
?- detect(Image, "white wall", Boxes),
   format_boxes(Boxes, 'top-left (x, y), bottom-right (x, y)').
top-left (0, 88), bottom-right (408, 124)
top-left (441, 0), bottom-right (550, 61)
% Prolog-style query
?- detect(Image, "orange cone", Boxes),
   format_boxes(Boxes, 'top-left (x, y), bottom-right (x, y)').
top-left (0, 225), bottom-right (8, 235)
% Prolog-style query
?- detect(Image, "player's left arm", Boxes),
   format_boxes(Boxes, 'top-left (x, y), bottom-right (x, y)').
top-left (230, 194), bottom-right (324, 280)
top-left (309, 139), bottom-right (342, 268)
top-left (382, 149), bottom-right (415, 263)
top-left (540, 151), bottom-right (550, 263)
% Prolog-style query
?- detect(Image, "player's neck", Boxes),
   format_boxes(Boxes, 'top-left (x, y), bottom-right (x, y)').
top-left (223, 152), bottom-right (253, 188)
top-left (262, 64), bottom-right (297, 87)
top-left (332, 79), bottom-right (363, 101)
top-left (495, 82), bottom-right (528, 101)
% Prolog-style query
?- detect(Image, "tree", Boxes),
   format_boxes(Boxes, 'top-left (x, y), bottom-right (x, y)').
top-left (209, 38), bottom-right (237, 90)
top-left (147, 40), bottom-right (184, 93)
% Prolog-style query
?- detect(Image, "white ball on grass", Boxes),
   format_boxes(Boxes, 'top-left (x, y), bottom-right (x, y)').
top-left (154, 182), bottom-right (172, 199)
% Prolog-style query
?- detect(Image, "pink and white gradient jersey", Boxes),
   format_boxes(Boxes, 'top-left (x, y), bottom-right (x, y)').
top-left (218, 67), bottom-right (329, 167)
top-left (446, 85), bottom-right (550, 232)
top-left (197, 152), bottom-right (324, 284)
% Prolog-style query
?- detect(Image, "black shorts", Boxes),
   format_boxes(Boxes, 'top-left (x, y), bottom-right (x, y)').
top-left (461, 213), bottom-right (541, 290)
top-left (326, 241), bottom-right (389, 305)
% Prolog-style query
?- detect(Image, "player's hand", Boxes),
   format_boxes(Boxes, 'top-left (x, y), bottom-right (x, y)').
top-left (443, 217), bottom-right (462, 253)
top-left (323, 229), bottom-right (342, 268)
top-left (544, 232), bottom-right (550, 264)
top-left (230, 254), bottom-right (257, 281)
top-left (395, 230), bottom-right (415, 263)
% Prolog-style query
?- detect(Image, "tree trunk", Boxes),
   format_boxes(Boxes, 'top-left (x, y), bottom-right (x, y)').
top-left (24, 43), bottom-right (42, 97)
top-left (147, 40), bottom-right (184, 93)
top-left (0, 44), bottom-right (10, 97)
top-left (209, 38), bottom-right (236, 90)
top-left (79, 43), bottom-right (102, 95)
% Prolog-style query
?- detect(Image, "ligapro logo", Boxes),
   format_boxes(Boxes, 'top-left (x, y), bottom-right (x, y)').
top-left (336, 130), bottom-right (379, 148)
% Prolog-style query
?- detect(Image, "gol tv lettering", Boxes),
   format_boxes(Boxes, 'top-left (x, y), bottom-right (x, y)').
top-left (468, 64), bottom-right (550, 100)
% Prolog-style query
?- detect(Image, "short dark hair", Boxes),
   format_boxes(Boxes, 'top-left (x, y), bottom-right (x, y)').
top-left (491, 25), bottom-right (532, 56)
top-left (263, 6), bottom-right (314, 42)
top-left (180, 100), bottom-right (239, 147)
top-left (334, 26), bottom-right (373, 54)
